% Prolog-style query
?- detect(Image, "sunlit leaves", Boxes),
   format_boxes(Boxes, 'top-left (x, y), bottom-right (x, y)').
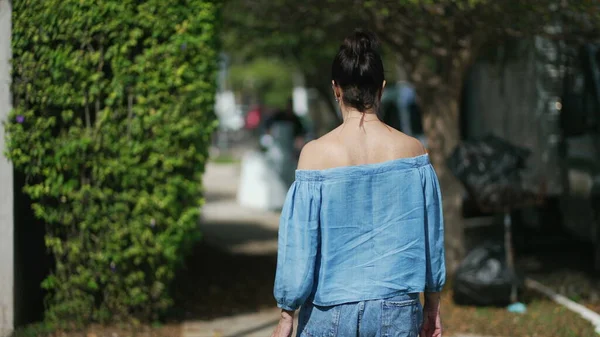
top-left (6, 0), bottom-right (221, 326)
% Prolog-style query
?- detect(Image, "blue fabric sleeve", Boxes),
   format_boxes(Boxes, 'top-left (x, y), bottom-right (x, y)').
top-left (273, 180), bottom-right (321, 311)
top-left (421, 164), bottom-right (446, 292)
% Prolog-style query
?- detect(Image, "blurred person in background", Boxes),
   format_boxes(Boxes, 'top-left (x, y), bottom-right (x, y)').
top-left (271, 29), bottom-right (445, 337)
top-left (245, 104), bottom-right (263, 132)
top-left (264, 98), bottom-right (307, 157)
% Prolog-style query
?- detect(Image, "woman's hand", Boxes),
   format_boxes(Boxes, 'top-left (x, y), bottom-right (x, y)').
top-left (420, 307), bottom-right (442, 337)
top-left (421, 292), bottom-right (442, 337)
top-left (270, 310), bottom-right (294, 337)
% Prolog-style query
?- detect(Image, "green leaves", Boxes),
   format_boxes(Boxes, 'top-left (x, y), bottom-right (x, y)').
top-left (7, 0), bottom-right (221, 326)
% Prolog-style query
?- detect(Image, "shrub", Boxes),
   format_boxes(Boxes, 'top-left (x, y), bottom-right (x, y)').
top-left (5, 0), bottom-right (221, 325)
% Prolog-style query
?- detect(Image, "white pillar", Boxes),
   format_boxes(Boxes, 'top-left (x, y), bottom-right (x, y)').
top-left (292, 72), bottom-right (308, 117)
top-left (0, 0), bottom-right (13, 335)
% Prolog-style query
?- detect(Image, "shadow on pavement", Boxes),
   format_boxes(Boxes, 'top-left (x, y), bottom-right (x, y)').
top-left (204, 191), bottom-right (237, 203)
top-left (223, 318), bottom-right (280, 337)
top-left (170, 239), bottom-right (277, 321)
top-left (199, 221), bottom-right (278, 248)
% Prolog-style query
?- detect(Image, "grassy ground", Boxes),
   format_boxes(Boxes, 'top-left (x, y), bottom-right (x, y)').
top-left (514, 229), bottom-right (600, 317)
top-left (442, 287), bottom-right (596, 337)
top-left (443, 227), bottom-right (599, 336)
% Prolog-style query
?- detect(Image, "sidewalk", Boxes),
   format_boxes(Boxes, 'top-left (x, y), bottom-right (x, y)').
top-left (182, 162), bottom-right (282, 337)
top-left (183, 308), bottom-right (282, 337)
top-left (200, 162), bottom-right (280, 255)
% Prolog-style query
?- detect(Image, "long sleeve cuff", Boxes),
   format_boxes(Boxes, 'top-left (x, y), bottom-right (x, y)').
top-left (277, 302), bottom-right (299, 311)
top-left (424, 285), bottom-right (444, 293)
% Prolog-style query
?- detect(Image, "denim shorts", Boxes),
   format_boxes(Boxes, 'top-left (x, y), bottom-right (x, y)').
top-left (297, 293), bottom-right (423, 337)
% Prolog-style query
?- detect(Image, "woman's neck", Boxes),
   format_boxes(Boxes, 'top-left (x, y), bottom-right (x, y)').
top-left (341, 107), bottom-right (379, 123)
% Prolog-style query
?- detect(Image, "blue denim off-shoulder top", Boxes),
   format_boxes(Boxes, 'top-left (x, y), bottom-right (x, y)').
top-left (273, 154), bottom-right (446, 311)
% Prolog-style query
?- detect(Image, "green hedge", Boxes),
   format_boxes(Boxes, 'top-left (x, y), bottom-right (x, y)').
top-left (6, 0), bottom-right (220, 325)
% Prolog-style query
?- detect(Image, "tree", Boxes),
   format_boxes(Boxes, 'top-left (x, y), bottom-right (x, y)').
top-left (222, 0), bottom-right (600, 273)
top-left (359, 0), bottom-right (599, 272)
top-left (221, 0), bottom-right (357, 121)
top-left (228, 58), bottom-right (295, 108)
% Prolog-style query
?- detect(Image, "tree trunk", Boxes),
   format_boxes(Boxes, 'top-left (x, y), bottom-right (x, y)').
top-left (420, 89), bottom-right (465, 275)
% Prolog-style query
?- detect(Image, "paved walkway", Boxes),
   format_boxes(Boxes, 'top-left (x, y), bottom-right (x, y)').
top-left (200, 162), bottom-right (280, 255)
top-left (183, 308), bottom-right (284, 337)
top-left (183, 162), bottom-right (281, 337)
top-left (183, 162), bottom-right (497, 337)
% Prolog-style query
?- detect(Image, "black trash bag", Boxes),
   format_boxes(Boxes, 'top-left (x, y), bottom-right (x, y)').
top-left (453, 242), bottom-right (523, 306)
top-left (447, 134), bottom-right (533, 211)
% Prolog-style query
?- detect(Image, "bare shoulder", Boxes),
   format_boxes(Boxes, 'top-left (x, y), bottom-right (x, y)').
top-left (389, 128), bottom-right (427, 158)
top-left (297, 126), bottom-right (426, 170)
top-left (297, 136), bottom-right (342, 170)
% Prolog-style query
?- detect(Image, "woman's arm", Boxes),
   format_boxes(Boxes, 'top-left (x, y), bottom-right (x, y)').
top-left (424, 292), bottom-right (440, 313)
top-left (272, 144), bottom-right (323, 337)
top-left (271, 310), bottom-right (295, 337)
top-left (273, 179), bottom-right (320, 311)
top-left (421, 164), bottom-right (445, 337)
top-left (422, 164), bottom-right (446, 292)
top-left (422, 292), bottom-right (442, 337)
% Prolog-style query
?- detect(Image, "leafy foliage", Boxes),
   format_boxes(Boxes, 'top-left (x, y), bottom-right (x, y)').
top-left (228, 58), bottom-right (294, 108)
top-left (224, 0), bottom-right (599, 97)
top-left (221, 0), bottom-right (355, 116)
top-left (6, 0), bottom-right (221, 325)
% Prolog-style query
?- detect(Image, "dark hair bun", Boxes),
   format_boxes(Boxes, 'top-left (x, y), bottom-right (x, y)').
top-left (343, 29), bottom-right (380, 58)
top-left (332, 29), bottom-right (385, 112)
